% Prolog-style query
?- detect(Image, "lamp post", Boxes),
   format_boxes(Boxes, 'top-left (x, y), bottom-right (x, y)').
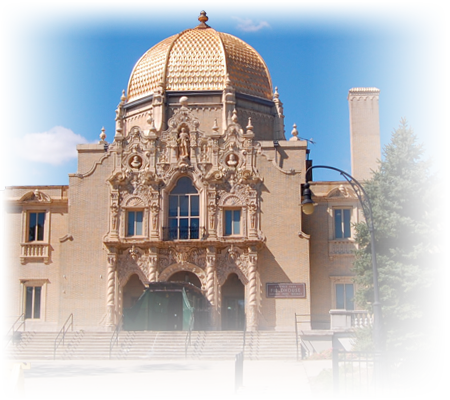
top-left (301, 165), bottom-right (383, 357)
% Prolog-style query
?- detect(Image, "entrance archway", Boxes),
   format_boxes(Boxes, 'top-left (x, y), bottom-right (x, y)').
top-left (123, 274), bottom-right (145, 310)
top-left (168, 271), bottom-right (202, 289)
top-left (221, 273), bottom-right (245, 330)
top-left (168, 271), bottom-right (210, 329)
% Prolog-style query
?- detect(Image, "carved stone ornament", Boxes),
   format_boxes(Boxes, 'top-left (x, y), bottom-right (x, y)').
top-left (20, 189), bottom-right (52, 204)
top-left (117, 247), bottom-right (150, 286)
top-left (216, 245), bottom-right (250, 286)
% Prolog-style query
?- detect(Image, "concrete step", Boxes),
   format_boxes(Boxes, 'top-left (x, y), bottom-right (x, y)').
top-left (7, 330), bottom-right (299, 360)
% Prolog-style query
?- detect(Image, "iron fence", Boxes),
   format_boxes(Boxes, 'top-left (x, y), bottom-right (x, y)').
top-left (333, 349), bottom-right (445, 399)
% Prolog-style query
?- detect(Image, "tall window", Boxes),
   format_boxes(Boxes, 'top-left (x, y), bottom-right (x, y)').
top-left (168, 177), bottom-right (199, 239)
top-left (334, 208), bottom-right (351, 239)
top-left (28, 212), bottom-right (45, 242)
top-left (224, 209), bottom-right (241, 236)
top-left (127, 211), bottom-right (143, 236)
top-left (336, 283), bottom-right (354, 310)
top-left (25, 286), bottom-right (42, 319)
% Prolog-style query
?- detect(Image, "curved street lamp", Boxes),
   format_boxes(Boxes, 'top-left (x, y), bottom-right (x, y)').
top-left (301, 165), bottom-right (383, 356)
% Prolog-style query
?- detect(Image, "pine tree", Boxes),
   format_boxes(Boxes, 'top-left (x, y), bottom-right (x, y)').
top-left (353, 119), bottom-right (440, 357)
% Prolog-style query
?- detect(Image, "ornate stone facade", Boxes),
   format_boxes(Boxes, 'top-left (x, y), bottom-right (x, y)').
top-left (4, 12), bottom-right (379, 332)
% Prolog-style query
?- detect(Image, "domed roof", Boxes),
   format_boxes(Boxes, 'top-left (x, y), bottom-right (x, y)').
top-left (126, 12), bottom-right (273, 103)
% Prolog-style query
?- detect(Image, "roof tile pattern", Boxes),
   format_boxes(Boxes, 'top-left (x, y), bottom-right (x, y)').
top-left (166, 28), bottom-right (225, 92)
top-left (219, 32), bottom-right (272, 100)
top-left (126, 27), bottom-right (272, 102)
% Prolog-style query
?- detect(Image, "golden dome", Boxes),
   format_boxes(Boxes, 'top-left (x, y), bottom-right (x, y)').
top-left (127, 13), bottom-right (273, 102)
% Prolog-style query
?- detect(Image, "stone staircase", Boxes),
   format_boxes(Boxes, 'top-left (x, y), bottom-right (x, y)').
top-left (7, 330), bottom-right (298, 361)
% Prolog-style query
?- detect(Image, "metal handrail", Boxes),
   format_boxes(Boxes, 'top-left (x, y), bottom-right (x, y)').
top-left (53, 313), bottom-right (73, 359)
top-left (5, 313), bottom-right (25, 347)
top-left (109, 315), bottom-right (123, 359)
top-left (294, 313), bottom-right (311, 360)
top-left (184, 313), bottom-right (195, 358)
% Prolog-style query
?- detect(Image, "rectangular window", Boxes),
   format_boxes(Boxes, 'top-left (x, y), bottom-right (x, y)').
top-left (28, 212), bottom-right (45, 242)
top-left (127, 211), bottom-right (143, 236)
top-left (225, 209), bottom-right (241, 236)
top-left (336, 283), bottom-right (354, 310)
top-left (25, 286), bottom-right (42, 319)
top-left (334, 208), bottom-right (351, 239)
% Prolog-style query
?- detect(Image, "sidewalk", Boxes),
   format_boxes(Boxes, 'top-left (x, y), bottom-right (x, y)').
top-left (6, 358), bottom-right (333, 400)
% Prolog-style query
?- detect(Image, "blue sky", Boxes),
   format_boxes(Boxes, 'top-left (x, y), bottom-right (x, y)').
top-left (1, 1), bottom-right (448, 187)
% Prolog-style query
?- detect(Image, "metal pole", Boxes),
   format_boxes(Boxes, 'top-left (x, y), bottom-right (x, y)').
top-left (304, 165), bottom-right (391, 388)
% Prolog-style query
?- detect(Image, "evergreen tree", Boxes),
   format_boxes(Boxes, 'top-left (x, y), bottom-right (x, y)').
top-left (353, 119), bottom-right (440, 357)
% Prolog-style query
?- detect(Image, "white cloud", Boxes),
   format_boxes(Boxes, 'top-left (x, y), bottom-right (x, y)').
top-left (16, 126), bottom-right (89, 166)
top-left (234, 18), bottom-right (271, 32)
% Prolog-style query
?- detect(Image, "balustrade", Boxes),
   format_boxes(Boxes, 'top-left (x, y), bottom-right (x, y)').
top-left (329, 240), bottom-right (357, 256)
top-left (329, 309), bottom-right (373, 330)
top-left (20, 243), bottom-right (50, 264)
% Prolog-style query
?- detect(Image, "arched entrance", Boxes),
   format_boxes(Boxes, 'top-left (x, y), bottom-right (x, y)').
top-left (123, 274), bottom-right (146, 311)
top-left (168, 271), bottom-right (202, 289)
top-left (221, 273), bottom-right (245, 330)
top-left (168, 271), bottom-right (210, 329)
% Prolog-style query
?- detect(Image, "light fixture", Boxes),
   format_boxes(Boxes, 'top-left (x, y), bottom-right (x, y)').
top-left (301, 183), bottom-right (315, 215)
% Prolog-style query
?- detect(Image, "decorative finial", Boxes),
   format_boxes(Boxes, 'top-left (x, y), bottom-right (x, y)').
top-left (232, 109), bottom-right (238, 123)
top-left (290, 123), bottom-right (299, 141)
top-left (274, 87), bottom-right (279, 99)
top-left (225, 73), bottom-right (232, 87)
top-left (100, 127), bottom-right (106, 141)
top-left (180, 96), bottom-right (189, 107)
top-left (121, 90), bottom-right (126, 102)
top-left (246, 117), bottom-right (253, 132)
top-left (197, 11), bottom-right (210, 28)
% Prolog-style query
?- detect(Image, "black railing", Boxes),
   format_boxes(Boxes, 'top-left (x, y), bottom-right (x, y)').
top-left (109, 315), bottom-right (123, 360)
top-left (0, 313), bottom-right (25, 356)
top-left (333, 349), bottom-right (445, 399)
top-left (184, 313), bottom-right (195, 358)
top-left (294, 313), bottom-right (311, 360)
top-left (163, 226), bottom-right (205, 241)
top-left (54, 313), bottom-right (73, 360)
top-left (235, 351), bottom-right (244, 393)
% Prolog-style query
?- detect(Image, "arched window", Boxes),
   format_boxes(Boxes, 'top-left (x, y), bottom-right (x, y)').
top-left (167, 177), bottom-right (200, 240)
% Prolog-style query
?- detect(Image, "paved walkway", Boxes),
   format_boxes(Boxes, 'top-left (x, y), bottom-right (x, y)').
top-left (5, 358), bottom-right (333, 400)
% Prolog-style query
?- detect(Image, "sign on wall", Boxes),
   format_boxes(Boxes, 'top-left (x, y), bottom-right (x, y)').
top-left (266, 283), bottom-right (306, 298)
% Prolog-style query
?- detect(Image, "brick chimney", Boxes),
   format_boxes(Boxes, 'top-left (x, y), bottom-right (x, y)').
top-left (348, 88), bottom-right (381, 181)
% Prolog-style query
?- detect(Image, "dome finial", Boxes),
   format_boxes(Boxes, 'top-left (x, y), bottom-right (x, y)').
top-left (197, 11), bottom-right (210, 29)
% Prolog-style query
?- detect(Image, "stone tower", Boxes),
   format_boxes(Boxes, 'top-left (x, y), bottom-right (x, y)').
top-left (348, 87), bottom-right (381, 181)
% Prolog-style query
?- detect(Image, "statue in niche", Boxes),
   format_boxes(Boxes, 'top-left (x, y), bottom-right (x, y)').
top-left (130, 155), bottom-right (142, 169)
top-left (178, 127), bottom-right (190, 159)
top-left (226, 153), bottom-right (238, 167)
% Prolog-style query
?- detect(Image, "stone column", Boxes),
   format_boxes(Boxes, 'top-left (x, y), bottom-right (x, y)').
top-left (148, 248), bottom-right (158, 283)
top-left (106, 252), bottom-right (117, 330)
top-left (205, 248), bottom-right (218, 328)
top-left (246, 252), bottom-right (258, 331)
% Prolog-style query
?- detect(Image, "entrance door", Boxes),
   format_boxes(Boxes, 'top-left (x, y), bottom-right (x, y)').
top-left (221, 273), bottom-right (245, 330)
top-left (224, 297), bottom-right (245, 331)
